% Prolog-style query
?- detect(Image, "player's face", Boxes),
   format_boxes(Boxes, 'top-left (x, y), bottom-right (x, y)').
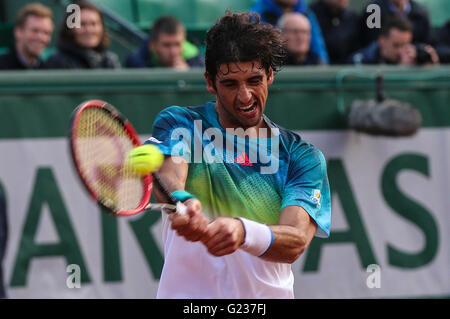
top-left (205, 61), bottom-right (274, 130)
top-left (15, 15), bottom-right (53, 58)
top-left (74, 9), bottom-right (104, 49)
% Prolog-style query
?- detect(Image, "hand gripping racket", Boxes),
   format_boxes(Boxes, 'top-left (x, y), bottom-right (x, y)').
top-left (69, 100), bottom-right (186, 217)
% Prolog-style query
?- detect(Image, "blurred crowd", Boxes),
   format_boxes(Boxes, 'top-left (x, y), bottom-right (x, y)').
top-left (0, 0), bottom-right (449, 70)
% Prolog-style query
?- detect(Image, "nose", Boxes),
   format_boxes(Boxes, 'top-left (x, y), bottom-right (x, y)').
top-left (169, 45), bottom-right (179, 57)
top-left (237, 84), bottom-right (252, 105)
top-left (36, 31), bottom-right (48, 46)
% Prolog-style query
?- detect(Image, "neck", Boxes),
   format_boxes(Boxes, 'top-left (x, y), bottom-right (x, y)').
top-left (16, 44), bottom-right (38, 67)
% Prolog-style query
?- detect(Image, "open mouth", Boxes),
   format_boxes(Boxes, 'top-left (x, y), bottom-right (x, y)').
top-left (237, 101), bottom-right (257, 114)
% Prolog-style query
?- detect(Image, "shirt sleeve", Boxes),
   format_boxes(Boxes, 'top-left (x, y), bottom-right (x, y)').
top-left (281, 146), bottom-right (331, 238)
top-left (144, 106), bottom-right (193, 162)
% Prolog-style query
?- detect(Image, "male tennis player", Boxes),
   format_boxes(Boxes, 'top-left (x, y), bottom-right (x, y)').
top-left (147, 12), bottom-right (331, 298)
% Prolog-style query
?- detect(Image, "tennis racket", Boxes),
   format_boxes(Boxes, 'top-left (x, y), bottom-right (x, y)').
top-left (68, 99), bottom-right (186, 217)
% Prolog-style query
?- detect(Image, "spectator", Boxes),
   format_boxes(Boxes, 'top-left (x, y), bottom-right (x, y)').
top-left (349, 16), bottom-right (439, 65)
top-left (310, 0), bottom-right (361, 64)
top-left (434, 20), bottom-right (450, 63)
top-left (251, 0), bottom-right (329, 63)
top-left (361, 0), bottom-right (432, 47)
top-left (278, 13), bottom-right (325, 65)
top-left (0, 3), bottom-right (54, 70)
top-left (46, 1), bottom-right (120, 69)
top-left (126, 16), bottom-right (204, 69)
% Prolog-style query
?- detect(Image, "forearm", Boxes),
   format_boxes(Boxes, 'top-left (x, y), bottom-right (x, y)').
top-left (260, 225), bottom-right (310, 264)
top-left (239, 206), bottom-right (317, 264)
top-left (153, 156), bottom-right (188, 203)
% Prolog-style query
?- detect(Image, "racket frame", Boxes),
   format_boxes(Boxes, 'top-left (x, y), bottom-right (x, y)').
top-left (68, 100), bottom-right (153, 217)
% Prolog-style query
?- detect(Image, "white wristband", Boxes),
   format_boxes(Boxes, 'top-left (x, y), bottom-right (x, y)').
top-left (237, 217), bottom-right (274, 257)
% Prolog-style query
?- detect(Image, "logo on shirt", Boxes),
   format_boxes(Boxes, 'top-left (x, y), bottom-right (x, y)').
top-left (310, 189), bottom-right (321, 208)
top-left (233, 152), bottom-right (253, 166)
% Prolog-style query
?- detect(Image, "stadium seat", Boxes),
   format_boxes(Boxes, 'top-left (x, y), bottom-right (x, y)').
top-left (136, 0), bottom-right (255, 30)
top-left (90, 0), bottom-right (136, 22)
top-left (415, 0), bottom-right (450, 27)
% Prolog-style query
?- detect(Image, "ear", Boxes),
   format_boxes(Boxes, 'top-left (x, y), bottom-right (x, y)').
top-left (204, 72), bottom-right (217, 95)
top-left (266, 67), bottom-right (274, 86)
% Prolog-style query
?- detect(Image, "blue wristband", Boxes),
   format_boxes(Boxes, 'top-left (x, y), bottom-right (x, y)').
top-left (171, 190), bottom-right (197, 202)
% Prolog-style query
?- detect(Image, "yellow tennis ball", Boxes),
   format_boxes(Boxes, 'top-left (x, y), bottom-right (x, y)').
top-left (125, 144), bottom-right (164, 175)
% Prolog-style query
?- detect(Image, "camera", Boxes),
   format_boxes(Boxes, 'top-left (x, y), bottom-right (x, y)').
top-left (415, 43), bottom-right (433, 65)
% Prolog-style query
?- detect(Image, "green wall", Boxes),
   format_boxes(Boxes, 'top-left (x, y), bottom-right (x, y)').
top-left (0, 66), bottom-right (449, 139)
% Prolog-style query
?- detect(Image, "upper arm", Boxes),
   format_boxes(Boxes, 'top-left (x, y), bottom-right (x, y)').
top-left (282, 147), bottom-right (331, 238)
top-left (146, 106), bottom-right (193, 201)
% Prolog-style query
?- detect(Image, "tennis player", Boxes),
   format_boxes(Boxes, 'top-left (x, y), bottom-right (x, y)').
top-left (147, 12), bottom-right (331, 298)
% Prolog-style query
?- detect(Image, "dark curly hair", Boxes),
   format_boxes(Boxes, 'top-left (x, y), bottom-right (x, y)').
top-left (205, 11), bottom-right (286, 84)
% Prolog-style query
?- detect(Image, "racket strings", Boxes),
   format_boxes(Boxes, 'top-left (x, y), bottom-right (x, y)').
top-left (74, 107), bottom-right (143, 213)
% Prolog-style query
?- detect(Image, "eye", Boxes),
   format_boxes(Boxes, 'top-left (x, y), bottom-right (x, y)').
top-left (248, 78), bottom-right (262, 85)
top-left (221, 81), bottom-right (236, 87)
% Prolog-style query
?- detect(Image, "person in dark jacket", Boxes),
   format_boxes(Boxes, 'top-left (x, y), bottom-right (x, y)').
top-left (360, 0), bottom-right (433, 47)
top-left (125, 16), bottom-right (204, 69)
top-left (434, 20), bottom-right (450, 64)
top-left (251, 0), bottom-right (329, 63)
top-left (0, 3), bottom-right (54, 70)
top-left (46, 1), bottom-right (120, 69)
top-left (310, 0), bottom-right (361, 64)
top-left (349, 15), bottom-right (439, 65)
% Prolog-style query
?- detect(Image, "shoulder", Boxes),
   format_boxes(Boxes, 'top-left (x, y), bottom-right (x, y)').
top-left (154, 104), bottom-right (207, 126)
top-left (126, 39), bottom-right (150, 68)
top-left (307, 50), bottom-right (324, 65)
top-left (104, 51), bottom-right (121, 68)
top-left (349, 41), bottom-right (379, 64)
top-left (0, 50), bottom-right (15, 68)
top-left (268, 121), bottom-right (325, 166)
top-left (410, 0), bottom-right (430, 17)
top-left (269, 120), bottom-right (309, 154)
top-left (125, 50), bottom-right (147, 68)
top-left (0, 49), bottom-right (13, 60)
top-left (186, 54), bottom-right (205, 68)
top-left (159, 105), bottom-right (201, 118)
top-left (45, 49), bottom-right (79, 68)
top-left (343, 6), bottom-right (360, 20)
top-left (288, 139), bottom-right (327, 184)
